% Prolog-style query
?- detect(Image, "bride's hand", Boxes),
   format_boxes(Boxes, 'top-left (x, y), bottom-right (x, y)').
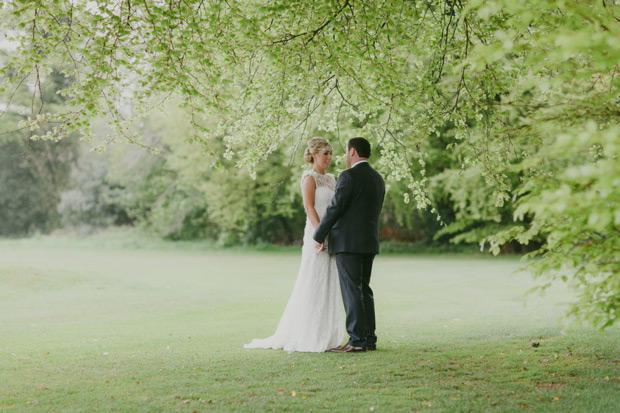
top-left (314, 241), bottom-right (325, 255)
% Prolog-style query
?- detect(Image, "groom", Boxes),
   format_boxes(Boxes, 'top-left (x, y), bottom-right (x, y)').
top-left (313, 137), bottom-right (386, 353)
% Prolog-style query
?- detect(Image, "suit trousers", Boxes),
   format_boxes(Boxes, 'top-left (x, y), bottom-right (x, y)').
top-left (335, 252), bottom-right (377, 348)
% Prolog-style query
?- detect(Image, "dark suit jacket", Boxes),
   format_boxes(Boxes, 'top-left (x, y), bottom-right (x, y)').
top-left (313, 162), bottom-right (385, 254)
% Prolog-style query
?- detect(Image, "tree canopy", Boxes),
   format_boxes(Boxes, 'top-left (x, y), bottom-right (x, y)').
top-left (1, 0), bottom-right (619, 328)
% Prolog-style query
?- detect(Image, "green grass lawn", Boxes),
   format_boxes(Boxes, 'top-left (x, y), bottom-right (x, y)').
top-left (1, 233), bottom-right (618, 411)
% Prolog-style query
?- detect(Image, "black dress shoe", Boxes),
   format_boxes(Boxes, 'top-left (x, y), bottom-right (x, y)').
top-left (329, 344), bottom-right (366, 353)
top-left (367, 344), bottom-right (377, 351)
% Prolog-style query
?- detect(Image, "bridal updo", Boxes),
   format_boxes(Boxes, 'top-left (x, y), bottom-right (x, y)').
top-left (304, 137), bottom-right (332, 164)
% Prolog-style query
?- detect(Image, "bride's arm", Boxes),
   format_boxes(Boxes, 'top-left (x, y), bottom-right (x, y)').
top-left (301, 176), bottom-right (320, 228)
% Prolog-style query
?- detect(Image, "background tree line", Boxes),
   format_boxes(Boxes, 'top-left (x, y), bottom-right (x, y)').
top-left (1, 77), bottom-right (514, 252)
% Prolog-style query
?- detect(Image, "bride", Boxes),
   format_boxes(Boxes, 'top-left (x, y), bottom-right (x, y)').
top-left (244, 137), bottom-right (345, 352)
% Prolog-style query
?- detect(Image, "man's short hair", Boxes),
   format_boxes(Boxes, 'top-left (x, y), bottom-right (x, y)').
top-left (347, 137), bottom-right (371, 158)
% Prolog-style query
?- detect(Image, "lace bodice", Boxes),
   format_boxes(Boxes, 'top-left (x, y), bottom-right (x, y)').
top-left (300, 170), bottom-right (336, 220)
top-left (300, 169), bottom-right (336, 191)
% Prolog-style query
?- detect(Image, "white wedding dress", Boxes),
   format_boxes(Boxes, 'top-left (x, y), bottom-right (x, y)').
top-left (244, 170), bottom-right (345, 352)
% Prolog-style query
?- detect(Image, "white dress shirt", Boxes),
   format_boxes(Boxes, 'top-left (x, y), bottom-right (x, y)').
top-left (351, 160), bottom-right (368, 168)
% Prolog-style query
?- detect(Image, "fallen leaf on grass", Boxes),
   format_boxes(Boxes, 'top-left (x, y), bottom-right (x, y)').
top-left (290, 391), bottom-right (296, 397)
top-left (553, 396), bottom-right (560, 401)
